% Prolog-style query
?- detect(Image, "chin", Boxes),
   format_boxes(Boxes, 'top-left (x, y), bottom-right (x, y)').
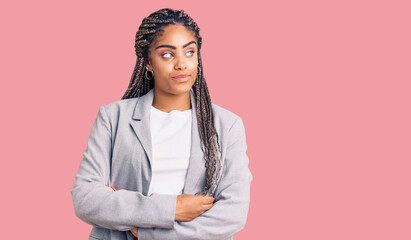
top-left (170, 83), bottom-right (194, 94)
top-left (172, 88), bottom-right (192, 95)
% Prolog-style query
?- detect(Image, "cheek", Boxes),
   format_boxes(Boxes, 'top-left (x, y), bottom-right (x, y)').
top-left (188, 58), bottom-right (198, 72)
top-left (192, 61), bottom-right (198, 74)
top-left (189, 58), bottom-right (198, 74)
top-left (153, 61), bottom-right (173, 78)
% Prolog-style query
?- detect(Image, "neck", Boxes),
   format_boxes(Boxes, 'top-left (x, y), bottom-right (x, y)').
top-left (152, 88), bottom-right (192, 113)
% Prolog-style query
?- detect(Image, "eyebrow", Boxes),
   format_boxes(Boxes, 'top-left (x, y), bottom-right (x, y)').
top-left (155, 41), bottom-right (197, 50)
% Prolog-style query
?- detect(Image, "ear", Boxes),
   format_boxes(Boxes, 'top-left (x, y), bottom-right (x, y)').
top-left (146, 62), bottom-right (153, 71)
top-left (145, 59), bottom-right (153, 71)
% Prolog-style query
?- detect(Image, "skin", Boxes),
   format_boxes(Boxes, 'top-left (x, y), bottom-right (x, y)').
top-left (129, 23), bottom-right (215, 238)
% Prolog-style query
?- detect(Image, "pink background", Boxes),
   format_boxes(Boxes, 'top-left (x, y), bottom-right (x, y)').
top-left (1, 0), bottom-right (410, 239)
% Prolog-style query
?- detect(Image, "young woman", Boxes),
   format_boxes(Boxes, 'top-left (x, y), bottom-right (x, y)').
top-left (71, 8), bottom-right (252, 240)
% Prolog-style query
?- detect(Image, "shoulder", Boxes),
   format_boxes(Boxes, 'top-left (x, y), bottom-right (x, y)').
top-left (212, 103), bottom-right (240, 121)
top-left (92, 98), bottom-right (140, 132)
top-left (212, 103), bottom-right (244, 133)
top-left (98, 98), bottom-right (138, 117)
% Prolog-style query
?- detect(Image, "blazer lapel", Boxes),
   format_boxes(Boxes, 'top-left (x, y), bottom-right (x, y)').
top-left (130, 89), bottom-right (154, 166)
top-left (129, 89), bottom-right (206, 195)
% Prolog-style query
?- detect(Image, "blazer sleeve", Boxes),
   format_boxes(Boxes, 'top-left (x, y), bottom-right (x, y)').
top-left (138, 117), bottom-right (253, 240)
top-left (71, 106), bottom-right (177, 231)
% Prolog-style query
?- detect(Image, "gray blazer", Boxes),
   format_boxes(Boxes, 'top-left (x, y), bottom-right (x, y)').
top-left (71, 88), bottom-right (253, 240)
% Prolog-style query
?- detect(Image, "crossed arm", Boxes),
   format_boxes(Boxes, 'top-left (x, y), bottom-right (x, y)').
top-left (137, 117), bottom-right (252, 240)
top-left (71, 106), bottom-right (252, 239)
top-left (105, 187), bottom-right (214, 239)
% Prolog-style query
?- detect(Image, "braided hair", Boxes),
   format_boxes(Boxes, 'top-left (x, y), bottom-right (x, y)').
top-left (122, 8), bottom-right (222, 196)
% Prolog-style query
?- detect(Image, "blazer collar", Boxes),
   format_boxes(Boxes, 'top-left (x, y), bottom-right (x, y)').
top-left (129, 88), bottom-right (206, 195)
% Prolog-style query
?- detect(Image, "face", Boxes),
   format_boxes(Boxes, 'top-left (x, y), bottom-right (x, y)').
top-left (146, 23), bottom-right (198, 96)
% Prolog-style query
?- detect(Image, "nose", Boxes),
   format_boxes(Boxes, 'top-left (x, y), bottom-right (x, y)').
top-left (174, 55), bottom-right (187, 70)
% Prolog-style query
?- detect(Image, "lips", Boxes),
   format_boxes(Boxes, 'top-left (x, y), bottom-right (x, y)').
top-left (172, 74), bottom-right (191, 82)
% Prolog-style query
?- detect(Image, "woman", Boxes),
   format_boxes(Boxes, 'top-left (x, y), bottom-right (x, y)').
top-left (71, 8), bottom-right (252, 240)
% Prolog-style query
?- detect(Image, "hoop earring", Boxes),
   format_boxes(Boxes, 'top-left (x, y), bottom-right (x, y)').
top-left (145, 66), bottom-right (154, 80)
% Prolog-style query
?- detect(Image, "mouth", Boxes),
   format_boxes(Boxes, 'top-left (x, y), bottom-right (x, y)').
top-left (172, 74), bottom-right (191, 82)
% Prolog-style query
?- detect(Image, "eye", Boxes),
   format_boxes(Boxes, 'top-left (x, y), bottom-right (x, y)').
top-left (162, 52), bottom-right (173, 58)
top-left (186, 50), bottom-right (195, 56)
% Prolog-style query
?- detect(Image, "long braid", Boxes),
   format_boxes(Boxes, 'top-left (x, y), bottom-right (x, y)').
top-left (194, 51), bottom-right (222, 195)
top-left (122, 8), bottom-right (222, 196)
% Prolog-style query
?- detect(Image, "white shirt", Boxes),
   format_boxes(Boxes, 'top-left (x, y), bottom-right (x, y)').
top-left (148, 105), bottom-right (192, 196)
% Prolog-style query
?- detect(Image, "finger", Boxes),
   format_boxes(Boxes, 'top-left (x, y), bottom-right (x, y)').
top-left (130, 227), bottom-right (138, 237)
top-left (202, 201), bottom-right (214, 207)
top-left (202, 203), bottom-right (213, 210)
top-left (202, 201), bottom-right (213, 206)
top-left (202, 196), bottom-right (215, 203)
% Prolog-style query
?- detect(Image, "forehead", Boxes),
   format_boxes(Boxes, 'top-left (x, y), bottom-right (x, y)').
top-left (152, 24), bottom-right (196, 46)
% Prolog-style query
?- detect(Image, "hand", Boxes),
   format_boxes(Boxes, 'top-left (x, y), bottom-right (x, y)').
top-left (175, 194), bottom-right (215, 221)
top-left (130, 227), bottom-right (138, 238)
